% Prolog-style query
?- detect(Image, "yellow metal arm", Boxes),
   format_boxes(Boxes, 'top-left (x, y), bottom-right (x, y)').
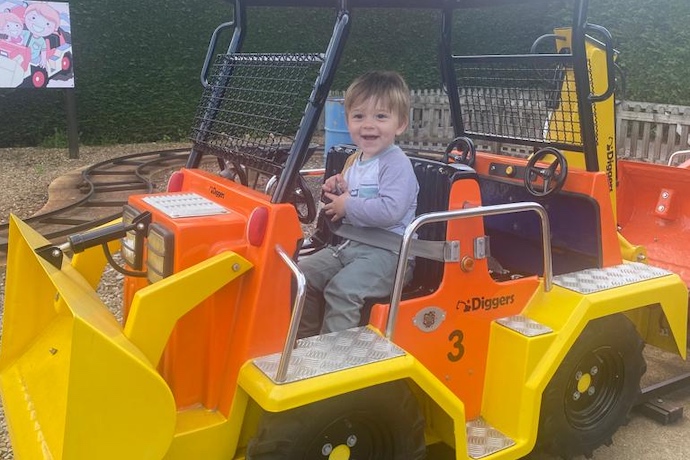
top-left (124, 251), bottom-right (253, 366)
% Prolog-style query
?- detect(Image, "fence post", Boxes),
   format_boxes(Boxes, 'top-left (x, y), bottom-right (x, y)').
top-left (64, 89), bottom-right (79, 159)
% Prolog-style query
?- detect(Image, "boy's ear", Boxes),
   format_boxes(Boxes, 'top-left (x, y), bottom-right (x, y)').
top-left (395, 119), bottom-right (409, 136)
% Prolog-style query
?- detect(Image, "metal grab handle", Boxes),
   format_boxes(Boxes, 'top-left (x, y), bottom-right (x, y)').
top-left (585, 23), bottom-right (616, 102)
top-left (275, 244), bottom-right (307, 383)
top-left (385, 202), bottom-right (553, 340)
top-left (200, 21), bottom-right (234, 88)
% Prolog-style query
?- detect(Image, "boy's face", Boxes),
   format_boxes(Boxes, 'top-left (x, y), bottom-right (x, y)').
top-left (347, 97), bottom-right (407, 158)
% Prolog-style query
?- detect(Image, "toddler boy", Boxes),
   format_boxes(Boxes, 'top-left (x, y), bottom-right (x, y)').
top-left (298, 70), bottom-right (419, 337)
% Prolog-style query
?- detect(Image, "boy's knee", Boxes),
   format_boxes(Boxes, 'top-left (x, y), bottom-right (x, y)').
top-left (321, 307), bottom-right (361, 334)
top-left (324, 277), bottom-right (365, 306)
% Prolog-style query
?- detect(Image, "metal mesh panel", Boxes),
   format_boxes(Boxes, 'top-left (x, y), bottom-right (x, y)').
top-left (586, 59), bottom-right (600, 146)
top-left (453, 55), bottom-right (584, 151)
top-left (191, 53), bottom-right (324, 176)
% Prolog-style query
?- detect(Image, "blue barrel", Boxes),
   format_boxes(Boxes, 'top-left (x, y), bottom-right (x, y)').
top-left (324, 97), bottom-right (353, 165)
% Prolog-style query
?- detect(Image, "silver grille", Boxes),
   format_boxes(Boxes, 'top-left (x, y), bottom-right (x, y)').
top-left (143, 193), bottom-right (229, 218)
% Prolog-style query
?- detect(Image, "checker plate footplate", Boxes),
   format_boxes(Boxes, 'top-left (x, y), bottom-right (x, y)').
top-left (253, 327), bottom-right (405, 384)
top-left (496, 315), bottom-right (552, 337)
top-left (553, 262), bottom-right (671, 294)
top-left (466, 417), bottom-right (515, 458)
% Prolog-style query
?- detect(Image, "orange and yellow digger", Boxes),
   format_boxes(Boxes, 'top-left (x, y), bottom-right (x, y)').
top-left (1, 1), bottom-right (687, 459)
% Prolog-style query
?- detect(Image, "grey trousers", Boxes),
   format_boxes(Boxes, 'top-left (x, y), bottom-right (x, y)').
top-left (297, 240), bottom-right (413, 338)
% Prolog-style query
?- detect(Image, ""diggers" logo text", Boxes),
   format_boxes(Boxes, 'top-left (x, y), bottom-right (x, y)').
top-left (456, 294), bottom-right (515, 312)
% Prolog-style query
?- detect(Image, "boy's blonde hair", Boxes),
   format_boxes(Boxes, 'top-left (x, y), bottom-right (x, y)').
top-left (344, 71), bottom-right (410, 125)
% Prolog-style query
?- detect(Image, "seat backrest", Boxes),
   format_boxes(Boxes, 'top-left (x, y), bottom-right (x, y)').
top-left (407, 157), bottom-right (477, 295)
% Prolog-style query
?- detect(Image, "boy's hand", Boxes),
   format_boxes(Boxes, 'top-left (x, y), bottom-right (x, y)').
top-left (323, 192), bottom-right (348, 221)
top-left (322, 175), bottom-right (349, 221)
top-left (322, 174), bottom-right (346, 195)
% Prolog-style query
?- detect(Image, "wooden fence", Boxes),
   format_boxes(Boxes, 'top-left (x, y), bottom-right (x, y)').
top-left (616, 100), bottom-right (690, 164)
top-left (320, 90), bottom-right (690, 164)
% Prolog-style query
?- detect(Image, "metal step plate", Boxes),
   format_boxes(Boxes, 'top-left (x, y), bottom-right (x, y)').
top-left (253, 327), bottom-right (405, 384)
top-left (553, 262), bottom-right (671, 294)
top-left (466, 417), bottom-right (516, 458)
top-left (496, 315), bottom-right (552, 337)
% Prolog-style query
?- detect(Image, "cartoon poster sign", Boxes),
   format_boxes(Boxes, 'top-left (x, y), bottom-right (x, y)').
top-left (0, 1), bottom-right (73, 88)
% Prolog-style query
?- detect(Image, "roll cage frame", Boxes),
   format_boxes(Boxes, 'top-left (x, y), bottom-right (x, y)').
top-left (186, 0), bottom-right (611, 206)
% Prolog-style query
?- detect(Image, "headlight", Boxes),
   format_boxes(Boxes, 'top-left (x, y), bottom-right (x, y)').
top-left (121, 205), bottom-right (144, 270)
top-left (147, 223), bottom-right (174, 283)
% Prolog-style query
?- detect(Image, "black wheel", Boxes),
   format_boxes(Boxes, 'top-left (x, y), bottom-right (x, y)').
top-left (535, 314), bottom-right (646, 459)
top-left (524, 147), bottom-right (568, 197)
top-left (247, 380), bottom-right (426, 460)
top-left (442, 136), bottom-right (476, 167)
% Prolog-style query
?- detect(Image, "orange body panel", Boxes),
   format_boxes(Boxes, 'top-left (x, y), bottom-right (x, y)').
top-left (124, 151), bottom-right (626, 423)
top-left (473, 152), bottom-right (622, 267)
top-left (617, 159), bottom-right (690, 286)
top-left (124, 168), bottom-right (303, 414)
top-left (370, 176), bottom-right (541, 418)
top-left (371, 151), bottom-right (625, 418)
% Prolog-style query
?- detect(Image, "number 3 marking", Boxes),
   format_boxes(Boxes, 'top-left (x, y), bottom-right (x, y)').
top-left (447, 329), bottom-right (465, 362)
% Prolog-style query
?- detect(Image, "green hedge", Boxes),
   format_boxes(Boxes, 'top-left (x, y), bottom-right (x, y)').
top-left (0, 0), bottom-right (688, 147)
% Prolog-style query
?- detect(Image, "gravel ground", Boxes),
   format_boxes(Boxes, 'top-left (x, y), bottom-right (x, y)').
top-left (0, 142), bottom-right (192, 226)
top-left (0, 142), bottom-right (190, 459)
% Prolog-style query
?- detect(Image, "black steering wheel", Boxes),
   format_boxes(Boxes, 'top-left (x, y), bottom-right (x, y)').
top-left (524, 147), bottom-right (568, 197)
top-left (291, 175), bottom-right (317, 224)
top-left (264, 173), bottom-right (317, 224)
top-left (219, 160), bottom-right (248, 185)
top-left (442, 136), bottom-right (476, 167)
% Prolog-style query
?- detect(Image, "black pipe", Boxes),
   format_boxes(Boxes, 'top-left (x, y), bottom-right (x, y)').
top-left (272, 3), bottom-right (351, 204)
